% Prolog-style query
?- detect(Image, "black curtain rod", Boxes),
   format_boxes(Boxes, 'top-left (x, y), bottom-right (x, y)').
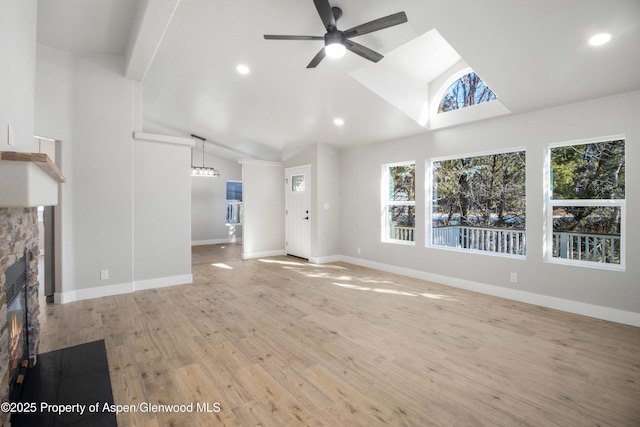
top-left (191, 134), bottom-right (206, 141)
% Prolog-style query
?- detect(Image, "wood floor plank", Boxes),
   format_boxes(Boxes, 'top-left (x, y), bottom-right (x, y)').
top-left (235, 363), bottom-right (324, 426)
top-left (107, 344), bottom-right (153, 427)
top-left (35, 244), bottom-right (640, 426)
top-left (170, 363), bottom-right (241, 426)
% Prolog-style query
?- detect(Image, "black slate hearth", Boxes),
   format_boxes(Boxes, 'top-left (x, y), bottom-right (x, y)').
top-left (10, 340), bottom-right (117, 427)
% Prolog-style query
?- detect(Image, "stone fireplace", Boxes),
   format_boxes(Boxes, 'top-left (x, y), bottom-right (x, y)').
top-left (6, 253), bottom-right (30, 396)
top-left (1, 150), bottom-right (64, 427)
top-left (0, 208), bottom-right (41, 426)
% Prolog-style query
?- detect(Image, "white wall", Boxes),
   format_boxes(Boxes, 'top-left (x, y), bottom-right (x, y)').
top-left (35, 45), bottom-right (193, 302)
top-left (134, 139), bottom-right (192, 285)
top-left (191, 152), bottom-right (242, 244)
top-left (71, 54), bottom-right (134, 292)
top-left (340, 90), bottom-right (640, 325)
top-left (241, 160), bottom-right (284, 259)
top-left (316, 143), bottom-right (341, 260)
top-left (34, 45), bottom-right (76, 297)
top-left (0, 0), bottom-right (37, 153)
top-left (36, 49), bottom-right (136, 297)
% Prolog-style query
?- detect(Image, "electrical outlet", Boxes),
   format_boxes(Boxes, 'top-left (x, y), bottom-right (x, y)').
top-left (100, 269), bottom-right (109, 280)
top-left (510, 272), bottom-right (518, 283)
top-left (356, 247), bottom-right (361, 255)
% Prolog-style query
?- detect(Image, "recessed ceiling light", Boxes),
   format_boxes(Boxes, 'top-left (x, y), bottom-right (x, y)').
top-left (588, 33), bottom-right (611, 46)
top-left (236, 64), bottom-right (250, 75)
top-left (333, 118), bottom-right (344, 126)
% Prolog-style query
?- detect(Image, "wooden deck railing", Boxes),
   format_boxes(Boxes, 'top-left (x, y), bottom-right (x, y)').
top-left (391, 225), bottom-right (415, 242)
top-left (430, 225), bottom-right (621, 264)
top-left (226, 201), bottom-right (243, 224)
top-left (432, 225), bottom-right (526, 255)
top-left (551, 232), bottom-right (620, 264)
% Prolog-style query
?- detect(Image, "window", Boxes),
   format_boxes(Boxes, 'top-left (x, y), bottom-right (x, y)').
top-left (226, 181), bottom-right (243, 224)
top-left (226, 181), bottom-right (243, 201)
top-left (547, 137), bottom-right (625, 269)
top-left (438, 72), bottom-right (497, 113)
top-left (382, 162), bottom-right (415, 244)
top-left (292, 175), bottom-right (305, 192)
top-left (429, 150), bottom-right (526, 257)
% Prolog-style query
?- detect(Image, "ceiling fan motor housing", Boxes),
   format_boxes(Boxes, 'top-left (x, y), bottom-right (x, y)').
top-left (325, 31), bottom-right (346, 47)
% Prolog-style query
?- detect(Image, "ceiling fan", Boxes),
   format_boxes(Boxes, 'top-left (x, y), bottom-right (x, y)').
top-left (264, 0), bottom-right (408, 68)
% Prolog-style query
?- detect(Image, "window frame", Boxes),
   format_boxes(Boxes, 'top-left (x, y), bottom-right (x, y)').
top-left (226, 180), bottom-right (243, 225)
top-left (381, 161), bottom-right (416, 246)
top-left (434, 68), bottom-right (498, 114)
top-left (545, 136), bottom-right (626, 271)
top-left (226, 180), bottom-right (243, 201)
top-left (426, 147), bottom-right (527, 259)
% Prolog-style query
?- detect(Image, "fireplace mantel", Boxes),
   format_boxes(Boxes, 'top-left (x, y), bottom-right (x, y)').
top-left (0, 151), bottom-right (65, 208)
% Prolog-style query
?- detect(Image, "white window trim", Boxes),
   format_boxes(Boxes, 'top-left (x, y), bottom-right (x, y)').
top-left (431, 66), bottom-right (473, 114)
top-left (544, 135), bottom-right (626, 271)
top-left (382, 161), bottom-right (416, 245)
top-left (426, 147), bottom-right (527, 259)
top-left (226, 180), bottom-right (243, 225)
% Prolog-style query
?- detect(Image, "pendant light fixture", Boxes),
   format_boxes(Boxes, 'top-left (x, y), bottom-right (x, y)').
top-left (191, 134), bottom-right (220, 177)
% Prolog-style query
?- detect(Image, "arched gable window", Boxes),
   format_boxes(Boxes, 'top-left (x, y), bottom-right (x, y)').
top-left (438, 72), bottom-right (497, 113)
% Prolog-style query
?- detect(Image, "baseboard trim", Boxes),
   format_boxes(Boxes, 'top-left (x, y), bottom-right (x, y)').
top-left (309, 255), bottom-right (342, 264)
top-left (135, 274), bottom-right (193, 291)
top-left (337, 255), bottom-right (640, 327)
top-left (192, 238), bottom-right (242, 246)
top-left (243, 249), bottom-right (286, 260)
top-left (54, 274), bottom-right (193, 304)
top-left (54, 282), bottom-right (133, 304)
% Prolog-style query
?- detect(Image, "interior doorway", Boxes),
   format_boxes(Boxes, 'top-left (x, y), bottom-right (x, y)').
top-left (285, 165), bottom-right (311, 259)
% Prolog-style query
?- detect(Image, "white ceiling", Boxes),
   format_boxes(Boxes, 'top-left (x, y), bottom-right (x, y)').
top-left (36, 0), bottom-right (640, 161)
top-left (37, 0), bottom-right (141, 56)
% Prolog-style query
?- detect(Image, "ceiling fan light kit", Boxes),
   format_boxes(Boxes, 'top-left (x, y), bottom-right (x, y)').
top-left (325, 32), bottom-right (347, 58)
top-left (264, 0), bottom-right (407, 68)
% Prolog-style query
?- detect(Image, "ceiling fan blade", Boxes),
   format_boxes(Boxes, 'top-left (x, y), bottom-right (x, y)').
top-left (345, 40), bottom-right (383, 63)
top-left (306, 48), bottom-right (327, 68)
top-left (344, 11), bottom-right (408, 38)
top-left (264, 35), bottom-right (324, 41)
top-left (313, 0), bottom-right (336, 30)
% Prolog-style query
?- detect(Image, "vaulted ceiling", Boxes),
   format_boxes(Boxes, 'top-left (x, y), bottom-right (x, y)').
top-left (37, 0), bottom-right (640, 161)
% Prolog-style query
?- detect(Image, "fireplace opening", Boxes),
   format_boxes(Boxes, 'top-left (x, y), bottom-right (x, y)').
top-left (6, 253), bottom-right (29, 398)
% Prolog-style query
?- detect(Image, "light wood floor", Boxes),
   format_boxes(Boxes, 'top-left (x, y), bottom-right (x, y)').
top-left (38, 245), bottom-right (640, 426)
top-left (191, 242), bottom-right (243, 266)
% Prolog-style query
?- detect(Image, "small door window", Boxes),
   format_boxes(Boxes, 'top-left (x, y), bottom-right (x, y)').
top-left (292, 175), bottom-right (305, 192)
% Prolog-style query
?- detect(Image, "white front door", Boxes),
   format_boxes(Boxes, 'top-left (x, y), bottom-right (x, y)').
top-left (285, 165), bottom-right (311, 259)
